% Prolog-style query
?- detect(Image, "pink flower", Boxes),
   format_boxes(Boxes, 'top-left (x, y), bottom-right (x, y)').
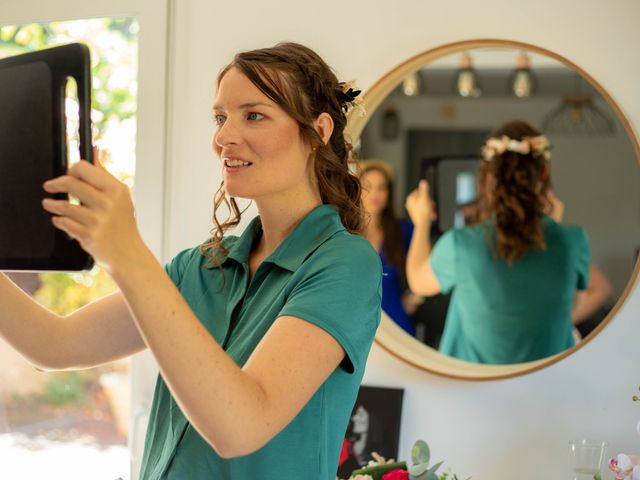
top-left (381, 469), bottom-right (409, 480)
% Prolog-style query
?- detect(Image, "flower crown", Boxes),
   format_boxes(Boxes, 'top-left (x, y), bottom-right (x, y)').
top-left (481, 134), bottom-right (552, 162)
top-left (337, 80), bottom-right (366, 116)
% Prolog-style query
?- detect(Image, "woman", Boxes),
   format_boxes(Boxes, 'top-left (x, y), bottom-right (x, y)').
top-left (0, 43), bottom-right (382, 479)
top-left (405, 120), bottom-right (590, 364)
top-left (359, 160), bottom-right (420, 335)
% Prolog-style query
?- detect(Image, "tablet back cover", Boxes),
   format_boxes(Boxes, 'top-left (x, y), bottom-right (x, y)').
top-left (0, 43), bottom-right (94, 271)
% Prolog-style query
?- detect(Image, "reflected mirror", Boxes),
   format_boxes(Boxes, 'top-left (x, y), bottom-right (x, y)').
top-left (349, 40), bottom-right (640, 379)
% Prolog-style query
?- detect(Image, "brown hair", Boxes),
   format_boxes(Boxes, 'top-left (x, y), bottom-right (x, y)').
top-left (200, 42), bottom-right (365, 266)
top-left (359, 160), bottom-right (405, 276)
top-left (476, 120), bottom-right (552, 264)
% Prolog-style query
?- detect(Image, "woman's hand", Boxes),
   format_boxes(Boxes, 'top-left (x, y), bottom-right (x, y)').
top-left (41, 148), bottom-right (144, 274)
top-left (547, 189), bottom-right (565, 223)
top-left (405, 179), bottom-right (436, 227)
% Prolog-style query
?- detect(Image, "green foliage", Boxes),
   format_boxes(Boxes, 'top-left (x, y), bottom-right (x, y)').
top-left (407, 440), bottom-right (469, 480)
top-left (34, 266), bottom-right (117, 316)
top-left (0, 18), bottom-right (138, 137)
top-left (347, 441), bottom-right (469, 480)
top-left (350, 461), bottom-right (408, 480)
top-left (408, 440), bottom-right (442, 480)
top-left (439, 470), bottom-right (472, 480)
top-left (412, 440), bottom-right (431, 465)
top-left (37, 371), bottom-right (91, 406)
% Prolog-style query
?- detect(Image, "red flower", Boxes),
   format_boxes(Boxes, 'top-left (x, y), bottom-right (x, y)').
top-left (381, 469), bottom-right (409, 480)
top-left (339, 438), bottom-right (352, 466)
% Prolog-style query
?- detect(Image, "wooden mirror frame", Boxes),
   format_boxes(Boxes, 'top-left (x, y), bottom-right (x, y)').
top-left (346, 38), bottom-right (640, 381)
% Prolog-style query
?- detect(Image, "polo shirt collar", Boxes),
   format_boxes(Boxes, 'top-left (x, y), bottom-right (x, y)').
top-left (224, 204), bottom-right (346, 272)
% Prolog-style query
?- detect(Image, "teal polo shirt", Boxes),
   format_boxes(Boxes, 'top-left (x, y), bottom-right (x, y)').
top-left (138, 204), bottom-right (382, 479)
top-left (431, 216), bottom-right (590, 364)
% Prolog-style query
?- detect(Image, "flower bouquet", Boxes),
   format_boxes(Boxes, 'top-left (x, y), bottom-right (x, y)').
top-left (345, 440), bottom-right (468, 480)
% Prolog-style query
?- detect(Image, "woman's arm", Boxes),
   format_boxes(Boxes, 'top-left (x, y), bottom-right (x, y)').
top-left (0, 274), bottom-right (146, 370)
top-left (572, 265), bottom-right (613, 325)
top-left (405, 180), bottom-right (441, 296)
top-left (41, 154), bottom-right (347, 458)
top-left (86, 240), bottom-right (344, 458)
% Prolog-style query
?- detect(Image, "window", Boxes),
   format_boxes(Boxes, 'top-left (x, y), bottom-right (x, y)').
top-left (0, 17), bottom-right (138, 480)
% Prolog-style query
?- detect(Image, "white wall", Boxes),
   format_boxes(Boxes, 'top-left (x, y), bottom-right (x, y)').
top-left (164, 1), bottom-right (640, 478)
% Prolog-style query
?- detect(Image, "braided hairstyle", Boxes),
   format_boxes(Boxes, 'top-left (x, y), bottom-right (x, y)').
top-left (476, 120), bottom-right (553, 264)
top-left (201, 42), bottom-right (364, 266)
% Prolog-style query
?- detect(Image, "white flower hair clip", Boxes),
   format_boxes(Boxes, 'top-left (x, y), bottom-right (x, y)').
top-left (481, 134), bottom-right (551, 162)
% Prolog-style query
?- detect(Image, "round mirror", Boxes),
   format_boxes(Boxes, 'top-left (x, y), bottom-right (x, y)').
top-left (348, 39), bottom-right (640, 380)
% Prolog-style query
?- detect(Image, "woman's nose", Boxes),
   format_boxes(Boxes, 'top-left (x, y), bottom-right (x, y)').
top-left (214, 117), bottom-right (241, 147)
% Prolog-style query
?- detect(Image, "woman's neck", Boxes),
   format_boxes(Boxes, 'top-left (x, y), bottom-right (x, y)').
top-left (364, 213), bottom-right (382, 232)
top-left (254, 192), bottom-right (322, 257)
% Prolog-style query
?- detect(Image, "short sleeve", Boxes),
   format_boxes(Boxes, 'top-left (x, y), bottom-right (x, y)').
top-left (430, 230), bottom-right (456, 294)
top-left (163, 247), bottom-right (198, 288)
top-left (574, 228), bottom-right (591, 290)
top-left (278, 236), bottom-right (382, 374)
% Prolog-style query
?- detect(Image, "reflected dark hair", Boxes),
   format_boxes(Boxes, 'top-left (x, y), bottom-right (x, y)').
top-left (201, 42), bottom-right (364, 266)
top-left (476, 120), bottom-right (552, 264)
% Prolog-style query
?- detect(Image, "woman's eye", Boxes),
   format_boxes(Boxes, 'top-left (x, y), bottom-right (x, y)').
top-left (247, 112), bottom-right (264, 121)
top-left (213, 114), bottom-right (226, 125)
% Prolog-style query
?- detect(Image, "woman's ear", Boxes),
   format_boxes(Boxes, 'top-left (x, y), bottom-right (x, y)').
top-left (314, 112), bottom-right (334, 145)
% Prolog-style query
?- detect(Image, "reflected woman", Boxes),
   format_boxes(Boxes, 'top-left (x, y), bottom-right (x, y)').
top-left (405, 120), bottom-right (590, 364)
top-left (360, 160), bottom-right (422, 336)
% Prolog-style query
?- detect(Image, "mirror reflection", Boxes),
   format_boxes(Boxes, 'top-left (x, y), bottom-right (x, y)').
top-left (359, 47), bottom-right (639, 365)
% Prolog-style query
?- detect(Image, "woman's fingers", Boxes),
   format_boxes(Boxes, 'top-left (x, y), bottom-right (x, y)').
top-left (405, 180), bottom-right (434, 225)
top-left (419, 179), bottom-right (429, 197)
top-left (43, 175), bottom-right (106, 209)
top-left (69, 156), bottom-right (114, 191)
top-left (92, 146), bottom-right (100, 166)
top-left (50, 215), bottom-right (91, 245)
top-left (42, 198), bottom-right (97, 228)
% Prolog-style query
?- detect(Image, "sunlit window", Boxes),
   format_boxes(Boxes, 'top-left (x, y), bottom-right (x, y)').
top-left (0, 17), bottom-right (138, 480)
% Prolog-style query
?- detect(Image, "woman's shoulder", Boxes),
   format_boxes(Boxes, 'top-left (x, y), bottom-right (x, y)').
top-left (544, 217), bottom-right (588, 244)
top-left (441, 223), bottom-right (485, 244)
top-left (313, 230), bottom-right (382, 272)
top-left (168, 235), bottom-right (241, 269)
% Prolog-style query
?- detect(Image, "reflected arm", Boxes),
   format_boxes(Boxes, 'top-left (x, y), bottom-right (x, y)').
top-left (406, 221), bottom-right (441, 296)
top-left (572, 265), bottom-right (613, 325)
top-left (405, 180), bottom-right (441, 297)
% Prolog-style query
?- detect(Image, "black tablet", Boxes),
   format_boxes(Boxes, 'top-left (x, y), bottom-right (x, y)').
top-left (0, 43), bottom-right (94, 271)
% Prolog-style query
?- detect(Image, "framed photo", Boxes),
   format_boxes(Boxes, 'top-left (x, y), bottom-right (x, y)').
top-left (337, 385), bottom-right (404, 478)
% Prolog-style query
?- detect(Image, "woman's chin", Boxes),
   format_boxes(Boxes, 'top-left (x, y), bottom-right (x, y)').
top-left (225, 189), bottom-right (254, 200)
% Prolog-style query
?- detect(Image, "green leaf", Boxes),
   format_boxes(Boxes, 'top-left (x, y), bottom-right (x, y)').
top-left (408, 463), bottom-right (430, 476)
top-left (412, 440), bottom-right (431, 465)
top-left (427, 461), bottom-right (444, 476)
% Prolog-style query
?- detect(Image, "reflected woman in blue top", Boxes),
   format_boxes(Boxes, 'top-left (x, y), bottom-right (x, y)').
top-left (405, 120), bottom-right (590, 364)
top-left (360, 160), bottom-right (421, 335)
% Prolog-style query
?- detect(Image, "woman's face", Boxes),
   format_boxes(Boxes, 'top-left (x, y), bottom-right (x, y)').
top-left (212, 67), bottom-right (314, 201)
top-left (360, 169), bottom-right (390, 216)
top-left (351, 405), bottom-right (370, 434)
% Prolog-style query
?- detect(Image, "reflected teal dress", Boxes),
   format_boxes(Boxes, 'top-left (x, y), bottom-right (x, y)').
top-left (430, 216), bottom-right (590, 364)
